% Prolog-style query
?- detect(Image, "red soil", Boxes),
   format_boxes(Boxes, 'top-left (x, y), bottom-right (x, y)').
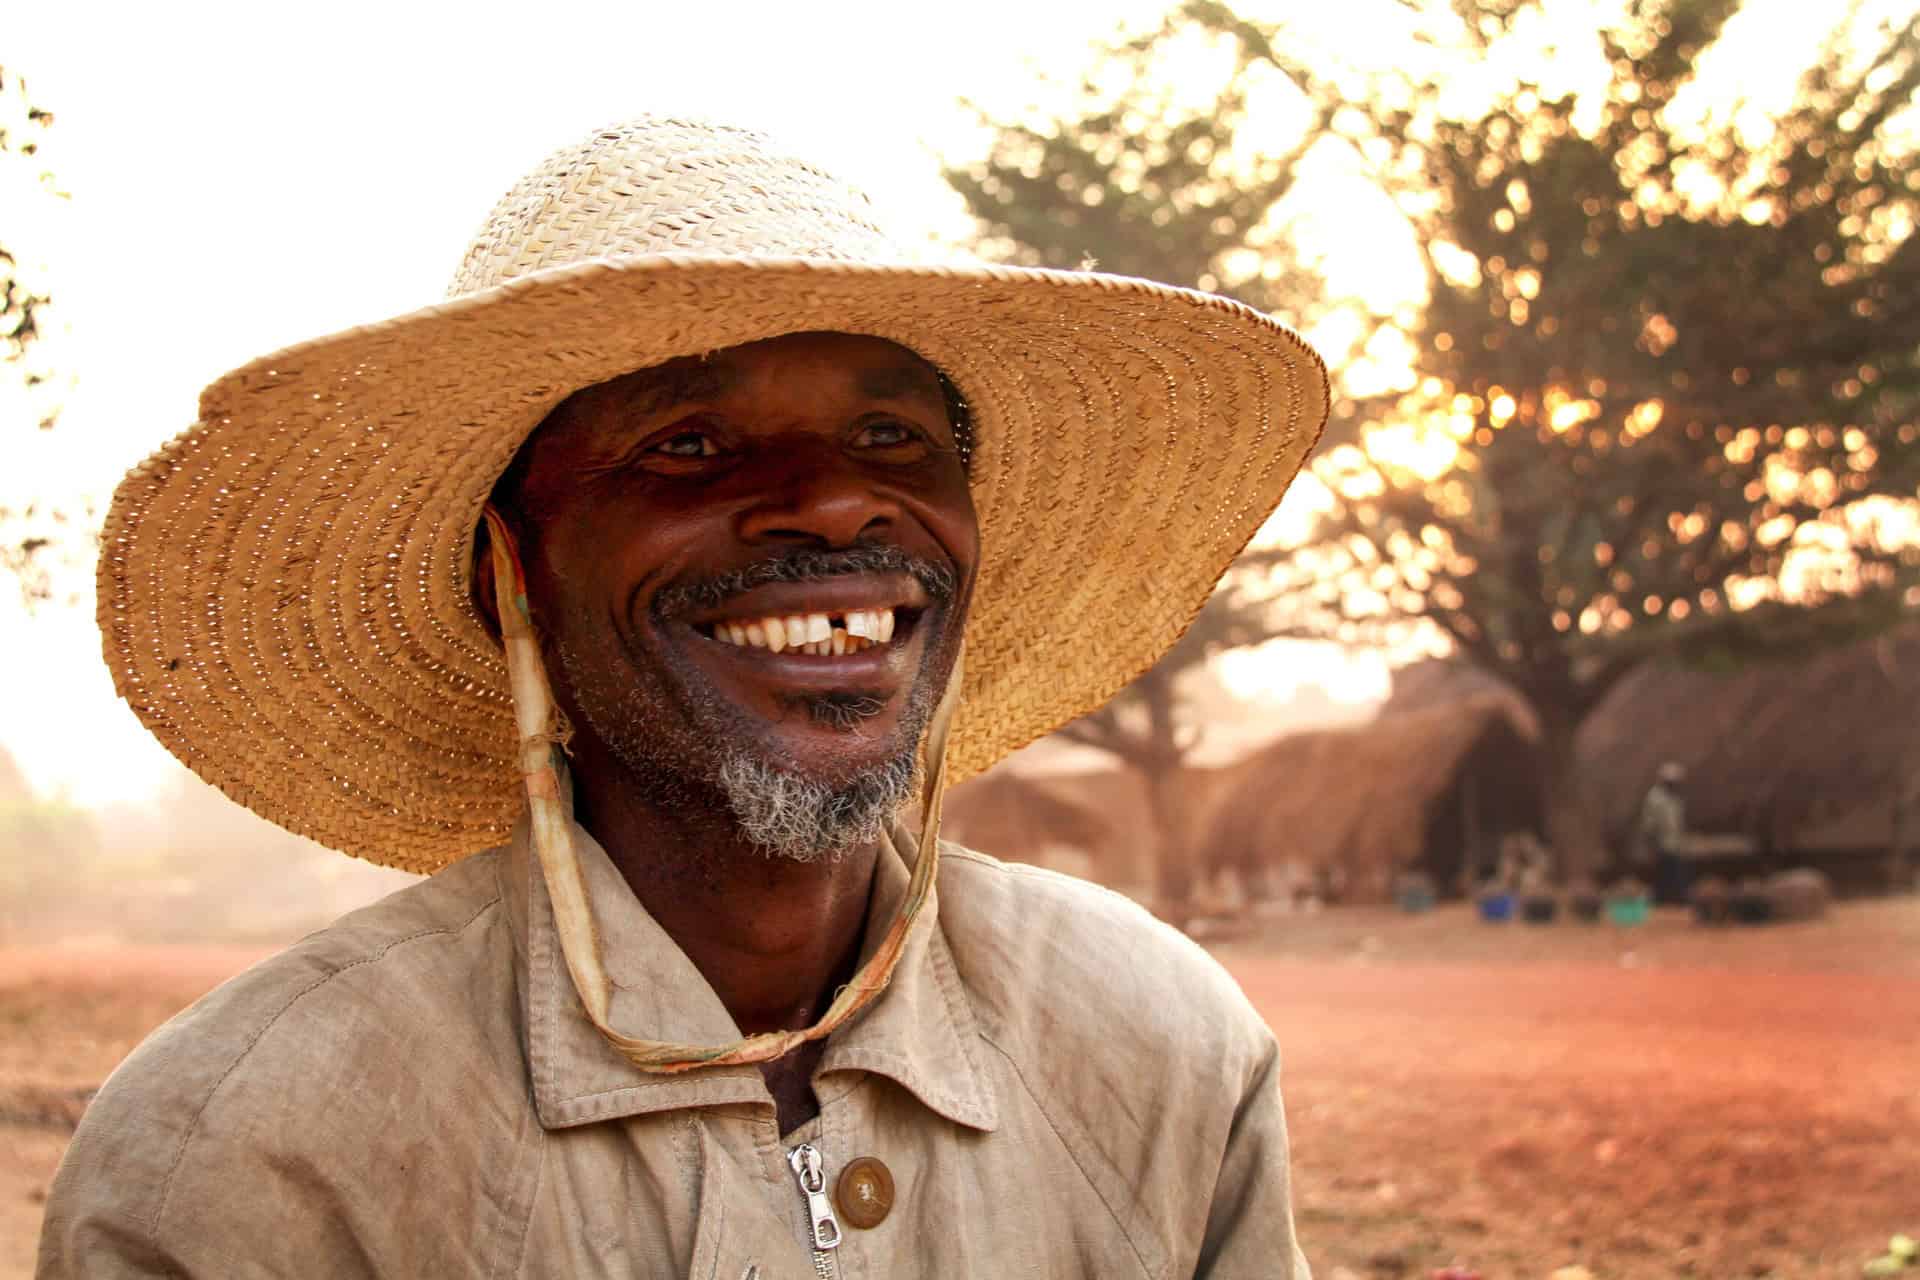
top-left (5, 903), bottom-right (1917, 1278)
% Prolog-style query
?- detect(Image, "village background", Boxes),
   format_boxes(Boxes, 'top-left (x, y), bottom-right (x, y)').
top-left (3, 1), bottom-right (1918, 1277)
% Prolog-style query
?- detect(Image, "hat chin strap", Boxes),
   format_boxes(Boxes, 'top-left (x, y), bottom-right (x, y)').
top-left (483, 508), bottom-right (959, 1074)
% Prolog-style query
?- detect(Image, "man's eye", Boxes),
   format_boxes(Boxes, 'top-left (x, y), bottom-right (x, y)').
top-left (652, 431), bottom-right (721, 458)
top-left (854, 421), bottom-right (922, 449)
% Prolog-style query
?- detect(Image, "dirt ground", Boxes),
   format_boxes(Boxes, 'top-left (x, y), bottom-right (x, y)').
top-left (4, 901), bottom-right (1917, 1278)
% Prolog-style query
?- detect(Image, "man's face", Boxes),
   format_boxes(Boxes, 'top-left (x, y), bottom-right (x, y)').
top-left (493, 331), bottom-right (979, 859)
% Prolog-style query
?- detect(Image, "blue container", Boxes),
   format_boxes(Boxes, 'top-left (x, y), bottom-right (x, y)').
top-left (1477, 892), bottom-right (1516, 922)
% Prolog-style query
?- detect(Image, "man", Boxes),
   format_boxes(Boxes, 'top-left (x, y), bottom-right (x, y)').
top-left (42, 117), bottom-right (1328, 1277)
top-left (1637, 762), bottom-right (1690, 902)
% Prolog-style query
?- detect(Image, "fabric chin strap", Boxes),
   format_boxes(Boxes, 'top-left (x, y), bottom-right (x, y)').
top-left (484, 507), bottom-right (960, 1074)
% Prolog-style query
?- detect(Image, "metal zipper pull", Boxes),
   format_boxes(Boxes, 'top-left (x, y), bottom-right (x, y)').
top-left (786, 1143), bottom-right (843, 1252)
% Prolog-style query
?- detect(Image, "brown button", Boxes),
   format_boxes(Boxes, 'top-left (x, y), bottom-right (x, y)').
top-left (834, 1156), bottom-right (895, 1229)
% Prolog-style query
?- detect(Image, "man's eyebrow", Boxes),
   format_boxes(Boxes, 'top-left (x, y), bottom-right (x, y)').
top-left (857, 362), bottom-right (947, 412)
top-left (620, 360), bottom-right (738, 417)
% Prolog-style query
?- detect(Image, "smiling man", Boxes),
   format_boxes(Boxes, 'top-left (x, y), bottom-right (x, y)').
top-left (42, 119), bottom-right (1328, 1277)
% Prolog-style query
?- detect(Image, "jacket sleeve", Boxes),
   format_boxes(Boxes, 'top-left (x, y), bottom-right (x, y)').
top-left (34, 978), bottom-right (395, 1279)
top-left (1194, 1032), bottom-right (1313, 1279)
top-left (34, 1059), bottom-right (374, 1280)
top-left (35, 1061), bottom-right (230, 1279)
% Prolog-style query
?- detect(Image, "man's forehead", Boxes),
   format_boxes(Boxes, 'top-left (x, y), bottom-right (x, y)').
top-left (599, 331), bottom-right (947, 415)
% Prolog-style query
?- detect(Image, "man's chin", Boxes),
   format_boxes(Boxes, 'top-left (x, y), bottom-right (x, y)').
top-left (714, 740), bottom-right (921, 863)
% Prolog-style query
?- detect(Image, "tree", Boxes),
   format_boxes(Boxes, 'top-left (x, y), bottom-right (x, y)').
top-left (1, 64), bottom-right (63, 601)
top-left (950, 0), bottom-right (1920, 869)
top-left (0, 67), bottom-right (53, 383)
top-left (1037, 557), bottom-right (1293, 913)
top-left (946, 23), bottom-right (1337, 914)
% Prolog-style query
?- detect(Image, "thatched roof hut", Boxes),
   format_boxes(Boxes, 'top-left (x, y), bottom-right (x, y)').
top-left (1576, 624), bottom-right (1920, 860)
top-left (1197, 693), bottom-right (1542, 901)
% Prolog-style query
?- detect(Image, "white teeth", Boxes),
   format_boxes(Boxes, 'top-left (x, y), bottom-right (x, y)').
top-left (845, 608), bottom-right (895, 641)
top-left (712, 608), bottom-right (900, 651)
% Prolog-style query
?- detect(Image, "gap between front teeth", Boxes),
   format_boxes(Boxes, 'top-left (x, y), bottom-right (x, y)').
top-left (713, 609), bottom-right (896, 654)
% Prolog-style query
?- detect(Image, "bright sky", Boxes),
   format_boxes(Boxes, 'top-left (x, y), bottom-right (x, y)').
top-left (5, 0), bottom-right (1419, 806)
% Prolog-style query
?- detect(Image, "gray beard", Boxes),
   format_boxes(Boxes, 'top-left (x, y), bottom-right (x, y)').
top-left (715, 748), bottom-right (920, 864)
top-left (556, 635), bottom-right (934, 865)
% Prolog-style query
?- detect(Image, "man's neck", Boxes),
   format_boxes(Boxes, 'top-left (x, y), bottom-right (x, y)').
top-left (568, 754), bottom-right (880, 1039)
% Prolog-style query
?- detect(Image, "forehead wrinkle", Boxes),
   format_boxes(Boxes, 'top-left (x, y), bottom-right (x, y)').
top-left (854, 361), bottom-right (947, 415)
top-left (602, 357), bottom-right (740, 420)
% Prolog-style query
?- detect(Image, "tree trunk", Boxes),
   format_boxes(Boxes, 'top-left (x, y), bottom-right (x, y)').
top-left (1133, 668), bottom-right (1202, 923)
top-left (1061, 665), bottom-right (1202, 925)
top-left (1538, 716), bottom-right (1607, 882)
top-left (1889, 768), bottom-right (1916, 895)
top-left (1144, 758), bottom-right (1196, 920)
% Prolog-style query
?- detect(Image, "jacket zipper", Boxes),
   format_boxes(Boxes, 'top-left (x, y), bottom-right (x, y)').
top-left (786, 1143), bottom-right (842, 1279)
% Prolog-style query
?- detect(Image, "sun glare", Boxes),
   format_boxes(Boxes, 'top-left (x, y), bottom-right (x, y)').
top-left (1364, 421), bottom-right (1460, 480)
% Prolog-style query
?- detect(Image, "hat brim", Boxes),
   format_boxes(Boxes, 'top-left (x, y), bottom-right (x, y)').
top-left (99, 254), bottom-right (1327, 871)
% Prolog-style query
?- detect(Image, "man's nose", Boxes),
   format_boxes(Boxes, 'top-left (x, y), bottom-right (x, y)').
top-left (734, 446), bottom-right (902, 548)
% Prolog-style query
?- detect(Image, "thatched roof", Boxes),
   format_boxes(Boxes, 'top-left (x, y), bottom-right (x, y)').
top-left (943, 768), bottom-right (1109, 854)
top-left (1385, 658), bottom-right (1541, 736)
top-left (1198, 693), bottom-right (1540, 896)
top-left (942, 766), bottom-right (1158, 886)
top-left (1576, 624), bottom-right (1920, 851)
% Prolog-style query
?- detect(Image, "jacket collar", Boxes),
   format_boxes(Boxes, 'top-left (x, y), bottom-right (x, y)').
top-left (500, 816), bottom-right (998, 1133)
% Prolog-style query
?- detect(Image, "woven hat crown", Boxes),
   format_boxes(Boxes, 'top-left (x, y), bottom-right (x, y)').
top-left (448, 118), bottom-right (897, 298)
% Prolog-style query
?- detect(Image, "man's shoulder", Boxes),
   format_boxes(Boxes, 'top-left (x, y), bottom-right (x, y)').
top-left (103, 847), bottom-right (512, 1117)
top-left (936, 843), bottom-right (1269, 1066)
top-left (932, 842), bottom-right (1281, 1260)
top-left (166, 847), bottom-right (509, 1042)
top-left (39, 852), bottom-right (521, 1273)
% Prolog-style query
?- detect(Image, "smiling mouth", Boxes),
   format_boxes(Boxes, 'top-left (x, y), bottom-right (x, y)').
top-left (692, 605), bottom-right (921, 656)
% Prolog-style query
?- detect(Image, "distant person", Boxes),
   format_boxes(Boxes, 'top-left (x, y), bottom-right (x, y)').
top-left (1637, 762), bottom-right (1692, 902)
top-left (39, 118), bottom-right (1328, 1275)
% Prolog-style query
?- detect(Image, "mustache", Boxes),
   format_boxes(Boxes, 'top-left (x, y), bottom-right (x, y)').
top-left (651, 544), bottom-right (958, 620)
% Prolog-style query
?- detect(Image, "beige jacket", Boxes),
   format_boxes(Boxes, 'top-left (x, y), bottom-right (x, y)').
top-left (39, 823), bottom-right (1309, 1278)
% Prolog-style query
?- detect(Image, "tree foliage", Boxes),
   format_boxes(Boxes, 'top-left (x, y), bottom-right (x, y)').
top-left (1298, 0), bottom-right (1920, 712)
top-left (950, 0), bottom-right (1920, 864)
top-left (946, 8), bottom-right (1324, 322)
top-left (1, 64), bottom-right (64, 602)
top-left (1, 65), bottom-right (54, 409)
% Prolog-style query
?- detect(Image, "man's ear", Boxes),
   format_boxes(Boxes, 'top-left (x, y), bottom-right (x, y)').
top-left (471, 504), bottom-right (526, 646)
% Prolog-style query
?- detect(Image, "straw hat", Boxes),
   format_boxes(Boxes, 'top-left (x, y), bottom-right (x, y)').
top-left (98, 117), bottom-right (1328, 872)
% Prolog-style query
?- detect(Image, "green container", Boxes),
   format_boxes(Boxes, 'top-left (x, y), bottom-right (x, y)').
top-left (1606, 896), bottom-right (1651, 927)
